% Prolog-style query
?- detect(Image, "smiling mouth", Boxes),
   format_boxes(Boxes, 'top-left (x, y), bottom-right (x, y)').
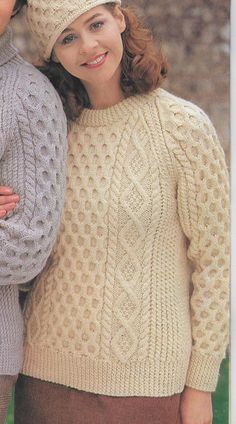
top-left (82, 52), bottom-right (108, 68)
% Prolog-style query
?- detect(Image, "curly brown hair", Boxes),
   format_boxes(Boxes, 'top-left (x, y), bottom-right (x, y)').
top-left (38, 3), bottom-right (168, 121)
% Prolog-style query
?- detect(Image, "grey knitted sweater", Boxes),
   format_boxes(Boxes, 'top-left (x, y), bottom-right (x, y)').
top-left (0, 28), bottom-right (67, 375)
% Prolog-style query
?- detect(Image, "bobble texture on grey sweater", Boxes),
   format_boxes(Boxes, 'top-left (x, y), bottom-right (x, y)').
top-left (0, 28), bottom-right (68, 375)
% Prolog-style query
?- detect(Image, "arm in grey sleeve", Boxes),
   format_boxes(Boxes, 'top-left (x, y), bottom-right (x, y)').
top-left (0, 67), bottom-right (67, 285)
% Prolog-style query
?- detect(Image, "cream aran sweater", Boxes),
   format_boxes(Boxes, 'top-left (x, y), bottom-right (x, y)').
top-left (21, 88), bottom-right (229, 396)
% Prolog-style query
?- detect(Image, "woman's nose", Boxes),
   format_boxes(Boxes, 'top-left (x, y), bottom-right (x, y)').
top-left (79, 35), bottom-right (99, 56)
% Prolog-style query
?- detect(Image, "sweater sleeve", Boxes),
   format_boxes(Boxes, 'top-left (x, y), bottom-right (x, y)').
top-left (0, 66), bottom-right (67, 285)
top-left (161, 96), bottom-right (229, 391)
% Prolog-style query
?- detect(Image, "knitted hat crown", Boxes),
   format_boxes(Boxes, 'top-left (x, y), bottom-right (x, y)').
top-left (27, 0), bottom-right (122, 60)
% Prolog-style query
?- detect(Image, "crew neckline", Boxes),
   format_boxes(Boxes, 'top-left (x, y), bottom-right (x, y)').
top-left (79, 88), bottom-right (160, 127)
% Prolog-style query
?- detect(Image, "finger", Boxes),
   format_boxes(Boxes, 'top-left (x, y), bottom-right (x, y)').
top-left (2, 203), bottom-right (16, 212)
top-left (0, 195), bottom-right (20, 205)
top-left (175, 410), bottom-right (181, 424)
top-left (0, 186), bottom-right (14, 195)
top-left (0, 203), bottom-right (16, 211)
top-left (176, 413), bottom-right (182, 424)
top-left (0, 210), bottom-right (6, 218)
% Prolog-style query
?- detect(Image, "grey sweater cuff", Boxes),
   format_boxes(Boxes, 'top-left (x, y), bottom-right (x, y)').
top-left (0, 286), bottom-right (23, 375)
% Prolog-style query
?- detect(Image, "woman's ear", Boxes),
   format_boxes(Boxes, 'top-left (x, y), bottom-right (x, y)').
top-left (114, 6), bottom-right (126, 33)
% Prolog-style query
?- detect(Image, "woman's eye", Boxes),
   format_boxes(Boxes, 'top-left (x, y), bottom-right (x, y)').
top-left (90, 21), bottom-right (104, 31)
top-left (61, 34), bottom-right (76, 45)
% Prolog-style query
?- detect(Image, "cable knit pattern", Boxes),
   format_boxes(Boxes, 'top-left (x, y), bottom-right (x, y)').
top-left (22, 88), bottom-right (229, 395)
top-left (0, 28), bottom-right (67, 375)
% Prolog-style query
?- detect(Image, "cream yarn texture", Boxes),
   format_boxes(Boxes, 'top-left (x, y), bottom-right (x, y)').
top-left (22, 88), bottom-right (229, 396)
top-left (27, 0), bottom-right (122, 60)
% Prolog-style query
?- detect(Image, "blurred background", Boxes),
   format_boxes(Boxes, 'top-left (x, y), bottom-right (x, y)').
top-left (7, 2), bottom-right (230, 423)
top-left (10, 0), bottom-right (230, 163)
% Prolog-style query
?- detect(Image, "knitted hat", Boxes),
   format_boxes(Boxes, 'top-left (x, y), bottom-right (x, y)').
top-left (27, 0), bottom-right (122, 60)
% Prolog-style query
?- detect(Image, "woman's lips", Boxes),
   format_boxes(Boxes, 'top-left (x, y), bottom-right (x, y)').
top-left (83, 52), bottom-right (108, 69)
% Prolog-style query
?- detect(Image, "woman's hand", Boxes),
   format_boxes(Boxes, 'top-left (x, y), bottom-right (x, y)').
top-left (0, 0), bottom-right (17, 35)
top-left (179, 386), bottom-right (213, 424)
top-left (0, 186), bottom-right (20, 218)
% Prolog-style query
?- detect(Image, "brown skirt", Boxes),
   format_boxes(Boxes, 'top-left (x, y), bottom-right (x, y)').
top-left (15, 374), bottom-right (181, 424)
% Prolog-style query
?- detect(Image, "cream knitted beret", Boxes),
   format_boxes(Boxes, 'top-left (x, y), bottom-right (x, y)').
top-left (27, 0), bottom-right (122, 60)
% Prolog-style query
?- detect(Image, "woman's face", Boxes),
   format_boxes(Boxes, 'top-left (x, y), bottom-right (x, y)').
top-left (54, 5), bottom-right (126, 93)
top-left (0, 0), bottom-right (17, 35)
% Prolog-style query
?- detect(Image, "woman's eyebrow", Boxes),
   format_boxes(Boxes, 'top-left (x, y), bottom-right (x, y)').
top-left (61, 28), bottom-right (72, 34)
top-left (61, 13), bottom-right (103, 34)
top-left (84, 13), bottom-right (103, 24)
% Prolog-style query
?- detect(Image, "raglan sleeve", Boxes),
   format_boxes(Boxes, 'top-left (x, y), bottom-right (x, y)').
top-left (0, 66), bottom-right (67, 286)
top-left (164, 100), bottom-right (229, 392)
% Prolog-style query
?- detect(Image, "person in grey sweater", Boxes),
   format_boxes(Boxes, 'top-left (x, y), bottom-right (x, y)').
top-left (0, 0), bottom-right (68, 421)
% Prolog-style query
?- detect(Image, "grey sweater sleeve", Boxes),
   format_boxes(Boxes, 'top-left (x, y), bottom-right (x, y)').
top-left (0, 66), bottom-right (67, 284)
top-left (0, 60), bottom-right (67, 375)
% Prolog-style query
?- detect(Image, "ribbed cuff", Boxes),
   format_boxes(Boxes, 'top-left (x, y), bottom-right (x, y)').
top-left (0, 342), bottom-right (23, 375)
top-left (0, 285), bottom-right (23, 374)
top-left (185, 350), bottom-right (223, 392)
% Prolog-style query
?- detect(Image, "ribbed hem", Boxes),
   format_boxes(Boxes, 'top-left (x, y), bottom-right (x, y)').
top-left (22, 345), bottom-right (189, 397)
top-left (185, 350), bottom-right (223, 392)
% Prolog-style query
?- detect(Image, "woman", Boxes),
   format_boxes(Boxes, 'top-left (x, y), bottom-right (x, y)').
top-left (0, 1), bottom-right (67, 422)
top-left (12, 1), bottom-right (229, 423)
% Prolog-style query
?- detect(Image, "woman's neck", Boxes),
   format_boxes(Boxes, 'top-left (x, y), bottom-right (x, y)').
top-left (82, 68), bottom-right (125, 110)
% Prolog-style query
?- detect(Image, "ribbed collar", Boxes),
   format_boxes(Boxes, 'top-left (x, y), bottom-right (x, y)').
top-left (79, 88), bottom-right (160, 127)
top-left (0, 27), bottom-right (18, 67)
